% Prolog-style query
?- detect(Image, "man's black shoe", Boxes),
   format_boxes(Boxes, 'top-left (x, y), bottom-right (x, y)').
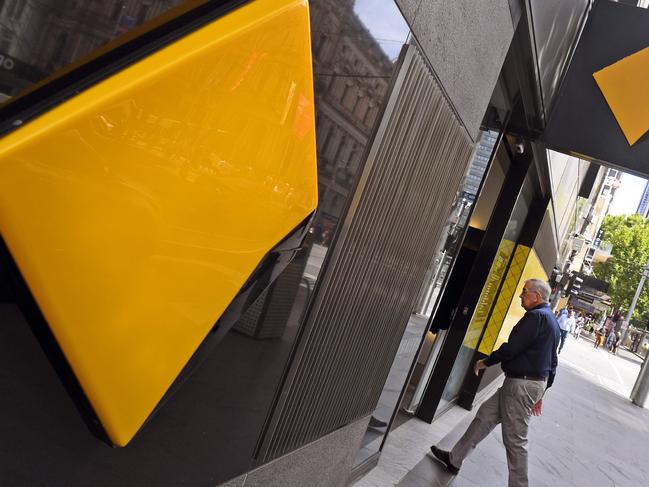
top-left (369, 416), bottom-right (387, 428)
top-left (429, 445), bottom-right (460, 475)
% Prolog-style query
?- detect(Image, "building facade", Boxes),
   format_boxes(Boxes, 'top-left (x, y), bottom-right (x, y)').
top-left (1, 1), bottom-right (648, 486)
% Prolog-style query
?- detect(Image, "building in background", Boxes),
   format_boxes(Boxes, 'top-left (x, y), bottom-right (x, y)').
top-left (0, 0), bottom-right (183, 99)
top-left (565, 167), bottom-right (622, 275)
top-left (637, 180), bottom-right (649, 217)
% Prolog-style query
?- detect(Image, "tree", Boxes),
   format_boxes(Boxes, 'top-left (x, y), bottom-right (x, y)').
top-left (592, 214), bottom-right (649, 328)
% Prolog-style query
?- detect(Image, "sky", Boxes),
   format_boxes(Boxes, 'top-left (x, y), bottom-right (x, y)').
top-left (353, 0), bottom-right (411, 60)
top-left (608, 172), bottom-right (648, 216)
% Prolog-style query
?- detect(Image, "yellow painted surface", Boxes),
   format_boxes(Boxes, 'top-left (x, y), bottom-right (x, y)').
top-left (478, 244), bottom-right (530, 355)
top-left (0, 0), bottom-right (317, 446)
top-left (463, 239), bottom-right (515, 350)
top-left (593, 45), bottom-right (649, 146)
top-left (494, 250), bottom-right (548, 350)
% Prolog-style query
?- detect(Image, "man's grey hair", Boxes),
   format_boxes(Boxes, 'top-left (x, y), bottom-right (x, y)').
top-left (526, 278), bottom-right (551, 302)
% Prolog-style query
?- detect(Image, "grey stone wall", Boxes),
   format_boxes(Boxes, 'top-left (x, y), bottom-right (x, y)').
top-left (218, 416), bottom-right (370, 487)
top-left (396, 0), bottom-right (517, 141)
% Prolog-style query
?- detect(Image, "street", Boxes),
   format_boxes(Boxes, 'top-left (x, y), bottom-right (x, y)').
top-left (558, 333), bottom-right (643, 401)
top-left (356, 333), bottom-right (649, 487)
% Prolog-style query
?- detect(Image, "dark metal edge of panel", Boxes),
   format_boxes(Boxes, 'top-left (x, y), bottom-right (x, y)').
top-left (0, 0), bottom-right (249, 137)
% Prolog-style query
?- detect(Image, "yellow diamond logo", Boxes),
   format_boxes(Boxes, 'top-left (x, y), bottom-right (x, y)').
top-left (593, 46), bottom-right (649, 146)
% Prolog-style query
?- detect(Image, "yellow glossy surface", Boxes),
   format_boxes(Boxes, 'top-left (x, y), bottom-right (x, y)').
top-left (463, 239), bottom-right (515, 349)
top-left (0, 0), bottom-right (317, 446)
top-left (593, 45), bottom-right (649, 146)
top-left (478, 244), bottom-right (530, 355)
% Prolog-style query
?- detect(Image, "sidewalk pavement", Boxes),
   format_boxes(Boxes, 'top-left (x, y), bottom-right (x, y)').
top-left (353, 337), bottom-right (649, 486)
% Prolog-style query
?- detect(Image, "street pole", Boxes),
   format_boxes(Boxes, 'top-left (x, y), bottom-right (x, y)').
top-left (631, 351), bottom-right (649, 408)
top-left (622, 260), bottom-right (649, 344)
top-left (629, 258), bottom-right (649, 408)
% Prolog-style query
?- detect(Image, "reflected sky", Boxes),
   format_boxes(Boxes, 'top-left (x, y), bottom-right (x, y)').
top-left (353, 0), bottom-right (410, 60)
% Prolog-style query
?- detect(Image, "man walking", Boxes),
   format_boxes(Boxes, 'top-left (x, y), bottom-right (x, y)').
top-left (429, 279), bottom-right (560, 487)
top-left (557, 309), bottom-right (575, 353)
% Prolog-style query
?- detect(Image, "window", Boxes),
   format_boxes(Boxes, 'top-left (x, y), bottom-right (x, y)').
top-left (0, 0), bottom-right (186, 100)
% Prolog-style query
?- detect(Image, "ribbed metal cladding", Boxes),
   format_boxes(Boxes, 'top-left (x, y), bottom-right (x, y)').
top-left (263, 45), bottom-right (474, 461)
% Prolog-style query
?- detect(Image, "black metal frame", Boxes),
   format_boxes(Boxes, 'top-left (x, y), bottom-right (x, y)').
top-left (0, 0), bottom-right (248, 137)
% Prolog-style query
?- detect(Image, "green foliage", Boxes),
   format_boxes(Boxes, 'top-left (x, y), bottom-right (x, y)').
top-left (593, 214), bottom-right (649, 325)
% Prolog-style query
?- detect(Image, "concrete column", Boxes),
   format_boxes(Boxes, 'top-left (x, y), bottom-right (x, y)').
top-left (630, 354), bottom-right (649, 408)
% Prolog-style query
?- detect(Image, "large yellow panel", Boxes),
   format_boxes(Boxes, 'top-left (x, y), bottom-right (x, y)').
top-left (593, 45), bottom-right (649, 146)
top-left (0, 0), bottom-right (317, 446)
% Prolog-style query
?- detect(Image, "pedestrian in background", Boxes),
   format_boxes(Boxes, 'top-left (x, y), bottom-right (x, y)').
top-left (573, 313), bottom-right (584, 339)
top-left (557, 310), bottom-right (575, 353)
top-left (611, 332), bottom-right (621, 355)
top-left (606, 329), bottom-right (616, 351)
top-left (429, 279), bottom-right (560, 487)
top-left (594, 325), bottom-right (604, 349)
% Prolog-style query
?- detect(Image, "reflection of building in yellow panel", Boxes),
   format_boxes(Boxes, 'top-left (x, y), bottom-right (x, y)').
top-left (593, 45), bottom-right (649, 146)
top-left (0, 0), bottom-right (317, 447)
top-left (463, 239), bottom-right (515, 350)
top-left (478, 245), bottom-right (530, 355)
top-left (494, 250), bottom-right (549, 351)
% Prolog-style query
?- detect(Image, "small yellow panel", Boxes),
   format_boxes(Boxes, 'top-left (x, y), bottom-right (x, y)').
top-left (0, 0), bottom-right (317, 446)
top-left (593, 46), bottom-right (649, 146)
top-left (463, 239), bottom-right (515, 350)
top-left (478, 244), bottom-right (530, 355)
top-left (494, 249), bottom-right (548, 350)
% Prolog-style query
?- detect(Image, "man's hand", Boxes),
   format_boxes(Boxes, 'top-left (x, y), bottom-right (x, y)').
top-left (531, 398), bottom-right (543, 416)
top-left (474, 359), bottom-right (487, 376)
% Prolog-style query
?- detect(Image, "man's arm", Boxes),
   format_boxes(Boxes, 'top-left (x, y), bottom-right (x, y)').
top-left (474, 359), bottom-right (487, 375)
top-left (533, 322), bottom-right (559, 415)
top-left (546, 326), bottom-right (559, 389)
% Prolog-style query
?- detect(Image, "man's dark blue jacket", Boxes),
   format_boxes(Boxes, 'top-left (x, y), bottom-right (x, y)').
top-left (484, 302), bottom-right (560, 387)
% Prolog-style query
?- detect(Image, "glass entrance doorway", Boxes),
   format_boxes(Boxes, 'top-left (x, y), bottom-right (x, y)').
top-left (436, 177), bottom-right (534, 415)
top-left (353, 130), bottom-right (497, 468)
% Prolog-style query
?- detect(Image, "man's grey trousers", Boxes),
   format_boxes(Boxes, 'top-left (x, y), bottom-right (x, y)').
top-left (449, 377), bottom-right (546, 487)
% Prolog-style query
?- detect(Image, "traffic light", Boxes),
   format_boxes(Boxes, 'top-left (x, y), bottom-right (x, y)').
top-left (569, 274), bottom-right (584, 295)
